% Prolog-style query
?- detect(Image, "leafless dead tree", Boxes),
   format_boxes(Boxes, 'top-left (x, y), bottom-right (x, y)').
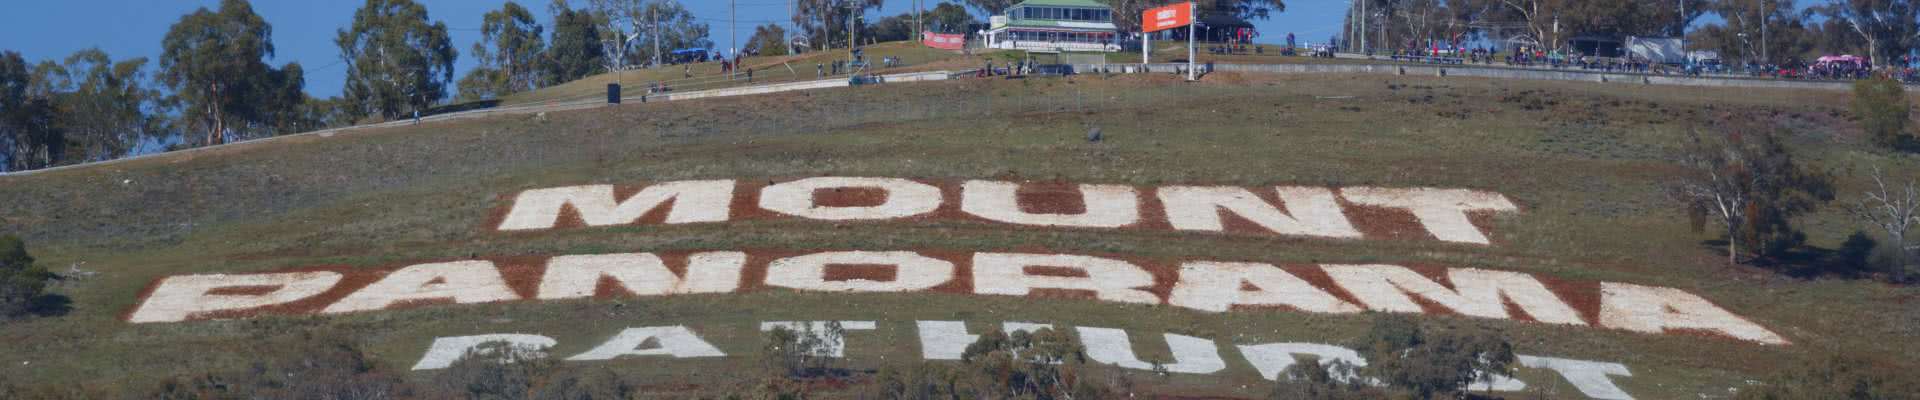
top-left (1847, 166), bottom-right (1919, 282)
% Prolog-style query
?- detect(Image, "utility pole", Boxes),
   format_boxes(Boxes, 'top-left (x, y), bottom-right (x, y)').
top-left (1359, 0), bottom-right (1367, 54)
top-left (1186, 1), bottom-right (1196, 81)
top-left (729, 0), bottom-right (737, 80)
top-left (786, 0), bottom-right (796, 55)
top-left (651, 6), bottom-right (661, 68)
top-left (1760, 0), bottom-right (1769, 64)
top-left (731, 0), bottom-right (737, 59)
top-left (848, 2), bottom-right (859, 67)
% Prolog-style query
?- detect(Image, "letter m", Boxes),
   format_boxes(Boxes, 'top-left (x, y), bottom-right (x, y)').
top-left (498, 180), bottom-right (735, 230)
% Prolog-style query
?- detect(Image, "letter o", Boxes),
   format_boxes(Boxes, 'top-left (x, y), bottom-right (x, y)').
top-left (759, 177), bottom-right (942, 220)
top-left (766, 251), bottom-right (954, 292)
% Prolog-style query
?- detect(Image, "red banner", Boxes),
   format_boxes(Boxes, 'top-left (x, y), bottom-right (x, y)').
top-left (922, 32), bottom-right (965, 50)
top-left (1142, 2), bottom-right (1193, 33)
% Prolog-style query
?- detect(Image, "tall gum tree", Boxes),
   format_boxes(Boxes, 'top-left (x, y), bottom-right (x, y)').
top-left (160, 0), bottom-right (301, 146)
top-left (337, 0), bottom-right (458, 120)
top-left (459, 1), bottom-right (547, 101)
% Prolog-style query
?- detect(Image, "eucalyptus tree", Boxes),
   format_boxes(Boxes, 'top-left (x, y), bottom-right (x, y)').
top-left (337, 0), bottom-right (458, 120)
top-left (160, 0), bottom-right (303, 146)
top-left (459, 1), bottom-right (547, 101)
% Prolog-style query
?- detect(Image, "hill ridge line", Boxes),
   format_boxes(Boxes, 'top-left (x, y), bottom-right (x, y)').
top-left (5, 60), bottom-right (1892, 178)
top-left (0, 70), bottom-right (957, 178)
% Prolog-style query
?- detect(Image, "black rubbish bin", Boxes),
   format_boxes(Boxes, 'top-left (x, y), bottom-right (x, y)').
top-left (607, 83), bottom-right (621, 104)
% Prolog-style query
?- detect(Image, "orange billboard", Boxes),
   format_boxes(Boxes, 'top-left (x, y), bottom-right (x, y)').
top-left (1141, 2), bottom-right (1193, 33)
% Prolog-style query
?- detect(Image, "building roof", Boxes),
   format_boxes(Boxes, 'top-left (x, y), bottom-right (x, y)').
top-left (1014, 0), bottom-right (1111, 8)
top-left (998, 18), bottom-right (1119, 31)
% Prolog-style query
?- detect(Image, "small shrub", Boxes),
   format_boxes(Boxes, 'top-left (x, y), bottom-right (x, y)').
top-left (1733, 353), bottom-right (1920, 399)
top-left (762, 321), bottom-right (848, 379)
top-left (957, 328), bottom-right (1097, 399)
top-left (0, 235), bottom-right (55, 319)
top-left (1852, 77), bottom-right (1914, 149)
top-left (1356, 315), bottom-right (1516, 399)
top-left (1268, 358), bottom-right (1383, 400)
top-left (433, 341), bottom-right (566, 400)
top-left (1834, 231), bottom-right (1880, 277)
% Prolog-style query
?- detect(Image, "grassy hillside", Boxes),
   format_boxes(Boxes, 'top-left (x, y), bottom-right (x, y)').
top-left (1, 71), bottom-right (1917, 398)
top-left (498, 41), bottom-right (982, 106)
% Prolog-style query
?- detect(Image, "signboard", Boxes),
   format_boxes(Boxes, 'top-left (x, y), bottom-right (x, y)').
top-left (1142, 2), bottom-right (1194, 33)
top-left (991, 15), bottom-right (1008, 30)
top-left (923, 31), bottom-right (966, 50)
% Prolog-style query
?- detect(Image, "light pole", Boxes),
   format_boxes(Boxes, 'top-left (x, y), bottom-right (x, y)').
top-left (1186, 1), bottom-right (1196, 81)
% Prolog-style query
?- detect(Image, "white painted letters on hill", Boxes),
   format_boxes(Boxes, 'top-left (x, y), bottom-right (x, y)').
top-left (495, 177), bottom-right (1519, 245)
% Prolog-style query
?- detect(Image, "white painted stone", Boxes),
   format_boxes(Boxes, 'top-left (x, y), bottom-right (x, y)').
top-left (1003, 321), bottom-right (1056, 336)
top-left (1518, 355), bottom-right (1636, 400)
top-left (758, 177), bottom-right (942, 220)
top-left (1168, 261), bottom-right (1361, 314)
top-left (1338, 187), bottom-right (1518, 244)
top-left (129, 271), bottom-right (343, 323)
top-left (1598, 282), bottom-right (1787, 345)
top-left (1468, 372), bottom-right (1529, 392)
top-left (323, 261), bottom-right (521, 314)
top-left (1159, 186), bottom-right (1362, 238)
top-left (759, 321), bottom-right (879, 357)
top-left (1323, 265), bottom-right (1586, 325)
top-left (1237, 342), bottom-right (1370, 382)
top-left (1077, 327), bottom-right (1226, 374)
top-left (766, 251), bottom-right (953, 292)
top-left (566, 326), bottom-right (726, 360)
top-left (497, 180), bottom-right (735, 230)
top-left (960, 180), bottom-right (1139, 228)
top-left (410, 334), bottom-right (557, 370)
top-left (972, 253), bottom-right (1160, 305)
top-left (537, 252), bottom-right (746, 300)
top-left (915, 321), bottom-right (1056, 360)
top-left (916, 321), bottom-right (978, 361)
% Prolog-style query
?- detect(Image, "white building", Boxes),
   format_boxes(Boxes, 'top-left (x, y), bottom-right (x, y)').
top-left (982, 0), bottom-right (1121, 53)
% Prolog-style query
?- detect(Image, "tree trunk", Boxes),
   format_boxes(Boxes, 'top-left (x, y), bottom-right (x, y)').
top-left (1727, 225), bottom-right (1739, 265)
top-left (1895, 232), bottom-right (1910, 282)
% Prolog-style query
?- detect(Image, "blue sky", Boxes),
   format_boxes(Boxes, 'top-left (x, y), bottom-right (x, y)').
top-left (0, 1), bottom-right (1361, 98)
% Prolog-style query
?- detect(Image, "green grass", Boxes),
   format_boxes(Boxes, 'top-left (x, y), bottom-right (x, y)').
top-left (496, 41), bottom-right (985, 107)
top-left (2, 71), bottom-right (1917, 397)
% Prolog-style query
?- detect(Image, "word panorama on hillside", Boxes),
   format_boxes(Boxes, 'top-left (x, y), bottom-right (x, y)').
top-left (124, 177), bottom-right (1786, 348)
top-left (415, 320), bottom-right (1640, 399)
top-left (128, 249), bottom-right (1787, 345)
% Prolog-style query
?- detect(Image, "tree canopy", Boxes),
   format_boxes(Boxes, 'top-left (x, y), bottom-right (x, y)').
top-left (159, 0), bottom-right (305, 146)
top-left (589, 0), bottom-right (711, 68)
top-left (336, 0), bottom-right (458, 120)
top-left (745, 24), bottom-right (790, 56)
top-left (545, 0), bottom-right (605, 85)
top-left (458, 1), bottom-right (547, 102)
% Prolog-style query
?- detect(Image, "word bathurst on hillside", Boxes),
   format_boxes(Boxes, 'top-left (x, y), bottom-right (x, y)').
top-left (126, 177), bottom-right (1788, 347)
top-left (415, 321), bottom-right (1642, 399)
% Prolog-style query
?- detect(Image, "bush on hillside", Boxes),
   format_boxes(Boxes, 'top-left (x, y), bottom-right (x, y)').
top-left (957, 328), bottom-right (1108, 399)
top-left (433, 342), bottom-right (637, 400)
top-left (1268, 358), bottom-right (1384, 400)
top-left (867, 327), bottom-right (1125, 399)
top-left (1733, 353), bottom-right (1920, 399)
top-left (1356, 315), bottom-right (1516, 399)
top-left (139, 331), bottom-right (411, 399)
top-left (1852, 77), bottom-right (1916, 150)
top-left (0, 235), bottom-right (55, 319)
top-left (1834, 232), bottom-right (1881, 278)
top-left (763, 321), bottom-right (850, 380)
top-left (1674, 129), bottom-right (1835, 265)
